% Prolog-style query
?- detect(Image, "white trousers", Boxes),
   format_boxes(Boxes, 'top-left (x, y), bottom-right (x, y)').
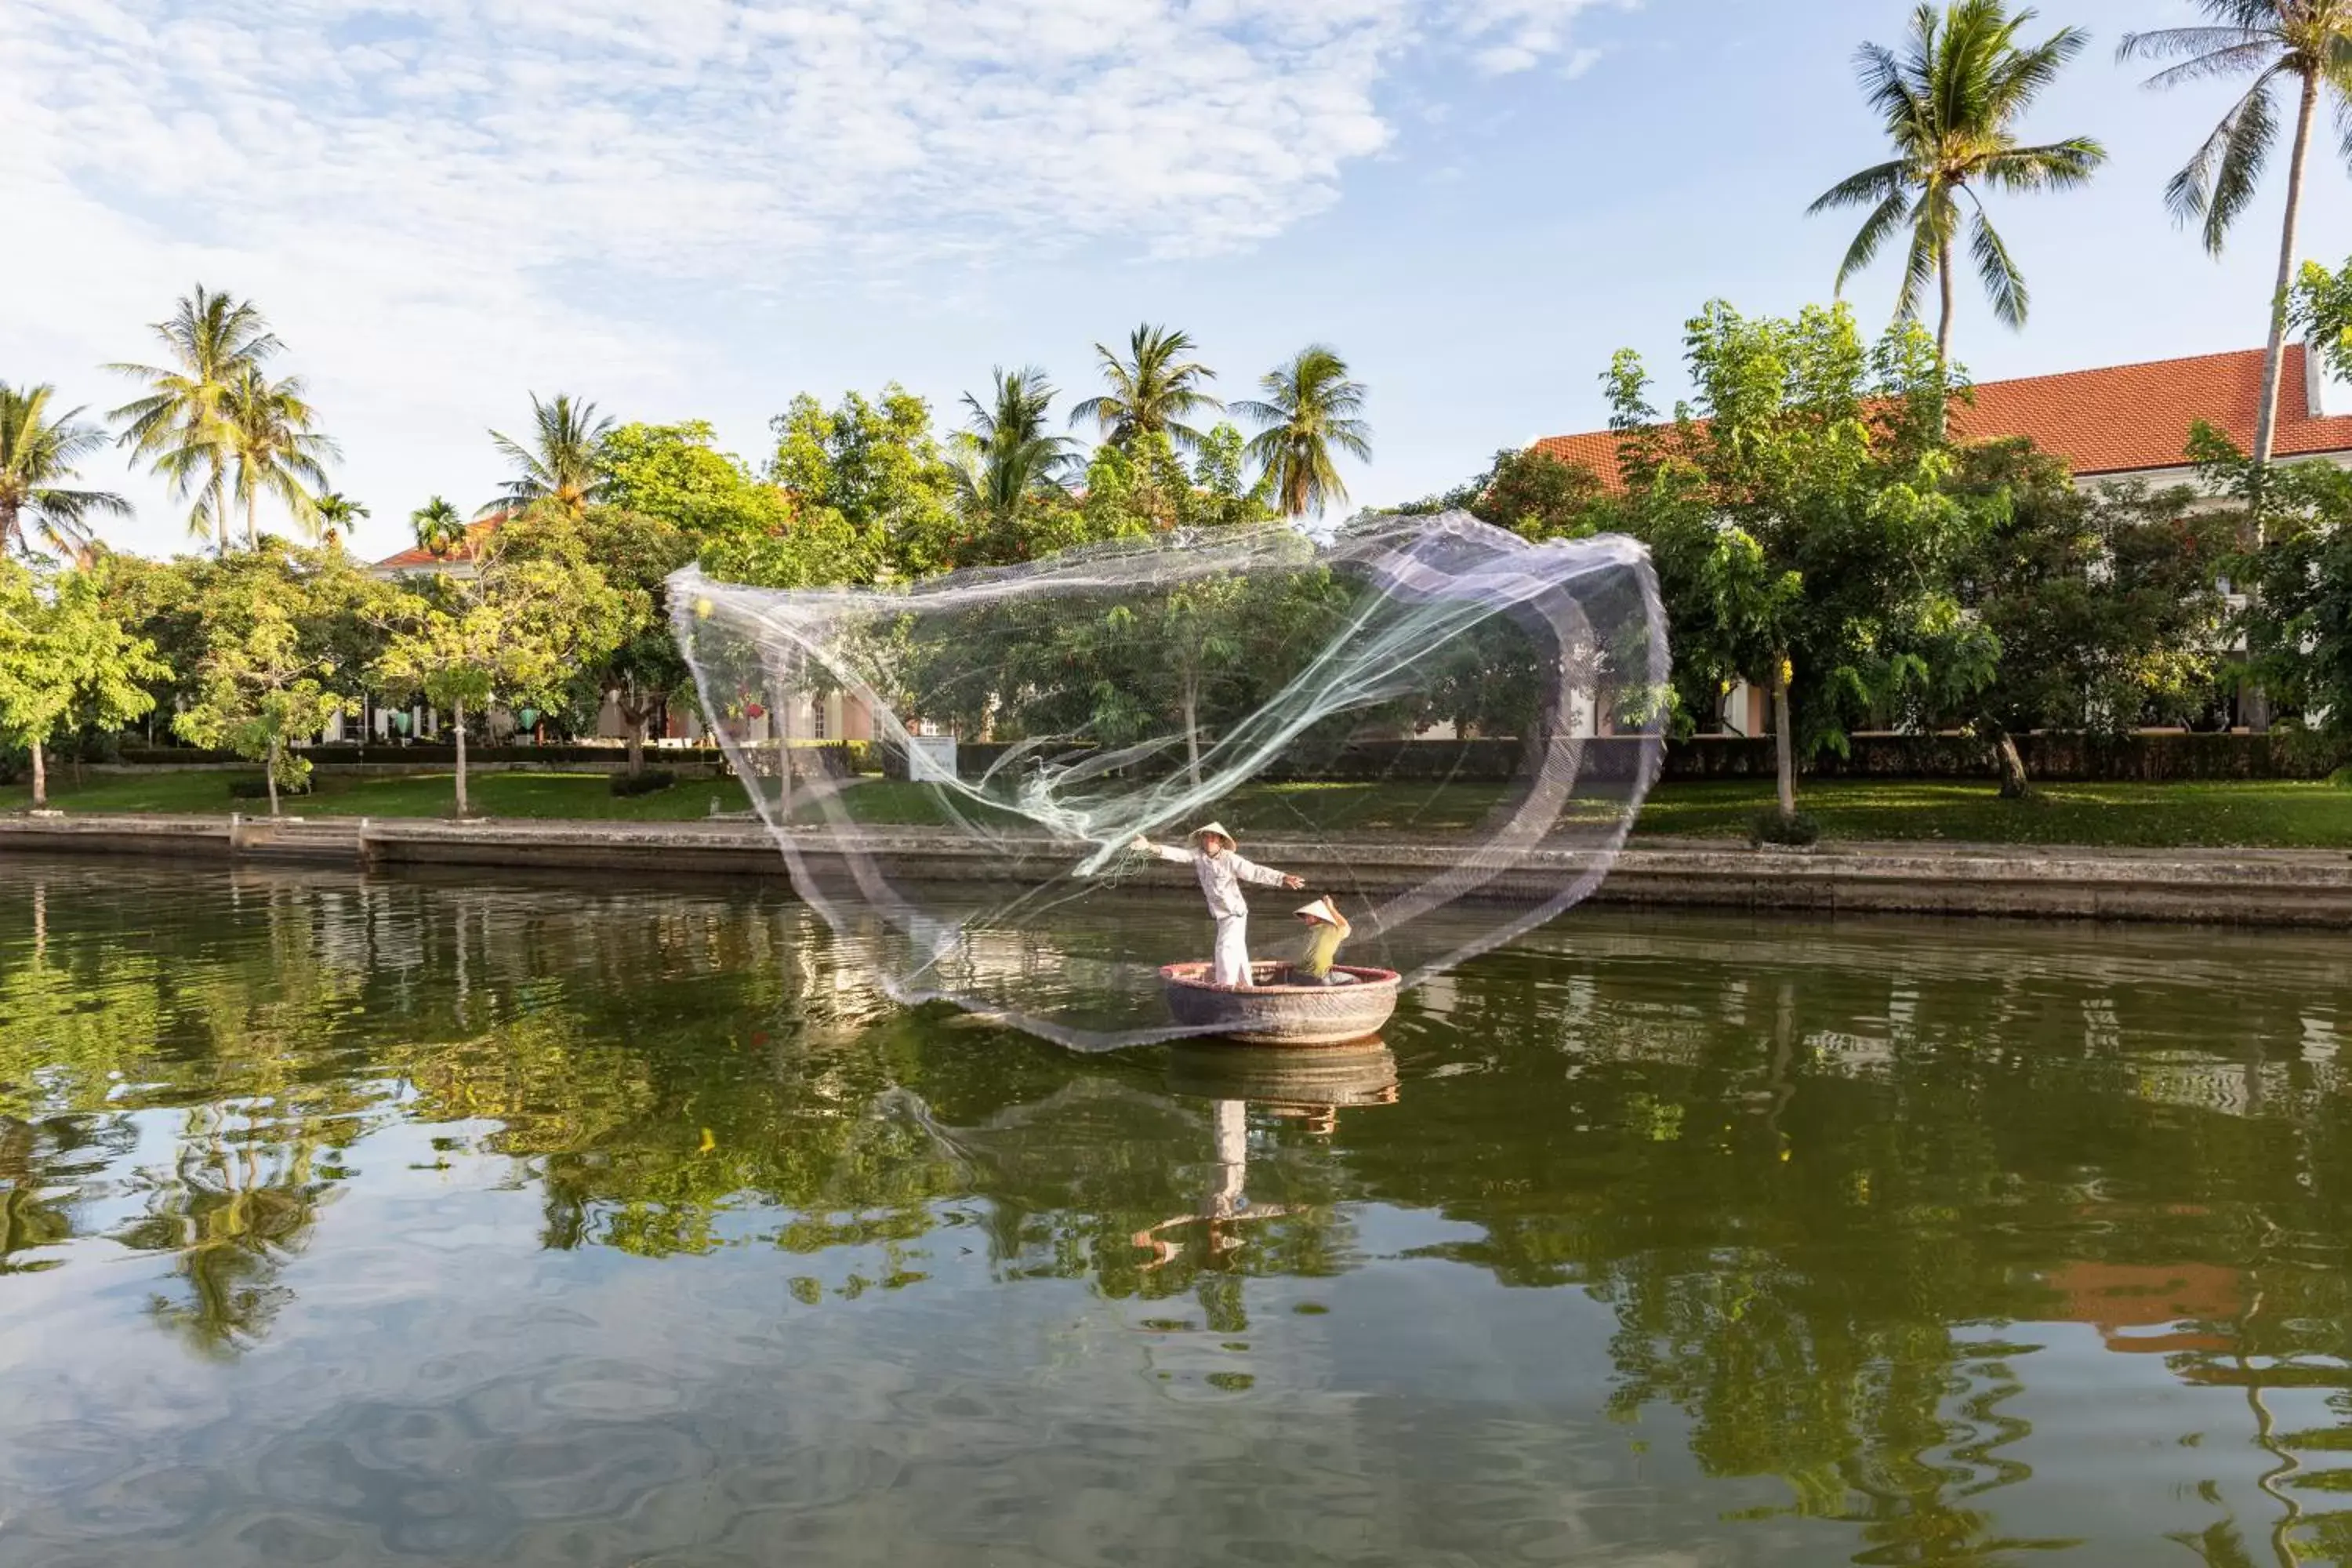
top-left (1211, 916), bottom-right (1250, 987)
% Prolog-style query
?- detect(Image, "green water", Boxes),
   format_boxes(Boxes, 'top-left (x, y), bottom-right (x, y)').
top-left (4, 857), bottom-right (2350, 1566)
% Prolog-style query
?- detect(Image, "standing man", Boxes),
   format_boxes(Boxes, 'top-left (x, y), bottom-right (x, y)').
top-left (1132, 822), bottom-right (1305, 989)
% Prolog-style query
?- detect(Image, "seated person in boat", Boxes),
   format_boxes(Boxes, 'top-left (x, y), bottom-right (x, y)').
top-left (1131, 822), bottom-right (1305, 989)
top-left (1289, 897), bottom-right (1354, 985)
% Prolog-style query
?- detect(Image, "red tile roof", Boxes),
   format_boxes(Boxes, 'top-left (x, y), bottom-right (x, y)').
top-left (373, 516), bottom-right (502, 571)
top-left (1533, 345), bottom-right (2352, 484)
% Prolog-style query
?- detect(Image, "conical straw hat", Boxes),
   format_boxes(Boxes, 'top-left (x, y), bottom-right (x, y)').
top-left (1191, 822), bottom-right (1235, 843)
top-left (1294, 897), bottom-right (1343, 925)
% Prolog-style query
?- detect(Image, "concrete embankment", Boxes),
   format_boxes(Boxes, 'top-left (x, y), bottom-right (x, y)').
top-left (6, 811), bottom-right (2350, 927)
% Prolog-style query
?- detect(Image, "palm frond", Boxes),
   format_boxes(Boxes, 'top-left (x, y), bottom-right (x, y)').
top-left (2136, 38), bottom-right (2282, 89)
top-left (2164, 67), bottom-right (2283, 250)
top-left (1808, 159), bottom-right (1911, 215)
top-left (1967, 201), bottom-right (2031, 327)
top-left (1831, 188), bottom-right (1917, 293)
top-left (1894, 194), bottom-right (1944, 322)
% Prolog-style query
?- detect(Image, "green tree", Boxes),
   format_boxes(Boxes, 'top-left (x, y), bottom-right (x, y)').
top-left (311, 491), bottom-right (367, 550)
top-left (501, 505), bottom-right (694, 776)
top-left (1189, 423), bottom-right (1276, 527)
top-left (2196, 426), bottom-right (2352, 731)
top-left (109, 286), bottom-right (281, 554)
top-left (172, 547), bottom-right (390, 815)
top-left (601, 421), bottom-right (791, 542)
top-left (950, 367), bottom-right (1078, 546)
top-left (1950, 441), bottom-right (2227, 793)
top-left (1069, 324), bottom-right (1222, 453)
top-left (1603, 302), bottom-right (1997, 826)
top-left (0, 560), bottom-right (165, 806)
top-left (485, 393), bottom-right (613, 518)
top-left (409, 495), bottom-right (465, 556)
top-left (765, 386), bottom-right (956, 582)
top-left (222, 367), bottom-right (336, 548)
top-left (374, 523), bottom-right (626, 816)
top-left (1809, 1), bottom-right (2104, 372)
top-left (2123, 0), bottom-right (2352, 471)
top-left (1235, 346), bottom-right (1372, 518)
top-left (0, 383), bottom-right (128, 561)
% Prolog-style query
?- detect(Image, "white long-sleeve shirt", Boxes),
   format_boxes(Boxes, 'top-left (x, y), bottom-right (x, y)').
top-left (1145, 841), bottom-right (1290, 919)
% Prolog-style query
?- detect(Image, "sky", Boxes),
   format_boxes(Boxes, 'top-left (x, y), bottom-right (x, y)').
top-left (7, 0), bottom-right (2350, 564)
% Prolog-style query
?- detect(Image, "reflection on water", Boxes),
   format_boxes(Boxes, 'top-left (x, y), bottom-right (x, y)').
top-left (3, 858), bottom-right (2351, 1565)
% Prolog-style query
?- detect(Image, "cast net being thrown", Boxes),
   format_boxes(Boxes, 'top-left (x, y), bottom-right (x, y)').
top-left (671, 511), bottom-right (1667, 1049)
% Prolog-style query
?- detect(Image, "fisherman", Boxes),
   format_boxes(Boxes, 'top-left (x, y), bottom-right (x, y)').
top-left (1131, 822), bottom-right (1305, 989)
top-left (1290, 896), bottom-right (1354, 985)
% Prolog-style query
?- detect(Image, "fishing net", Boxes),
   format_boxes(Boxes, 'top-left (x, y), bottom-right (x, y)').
top-left (671, 511), bottom-right (1667, 1049)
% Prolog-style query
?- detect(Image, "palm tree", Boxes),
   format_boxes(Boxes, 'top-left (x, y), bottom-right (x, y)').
top-left (410, 495), bottom-right (465, 556)
top-left (952, 367), bottom-right (1077, 524)
top-left (1069, 324), bottom-right (1222, 452)
top-left (1808, 1), bottom-right (2106, 371)
top-left (311, 491), bottom-right (367, 551)
top-left (223, 368), bottom-right (337, 547)
top-left (2123, 1), bottom-right (2352, 471)
top-left (0, 383), bottom-right (129, 560)
top-left (485, 393), bottom-right (612, 517)
top-left (1233, 346), bottom-right (1372, 518)
top-left (109, 286), bottom-right (281, 553)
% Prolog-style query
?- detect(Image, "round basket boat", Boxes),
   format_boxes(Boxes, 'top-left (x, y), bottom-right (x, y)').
top-left (1159, 962), bottom-right (1400, 1047)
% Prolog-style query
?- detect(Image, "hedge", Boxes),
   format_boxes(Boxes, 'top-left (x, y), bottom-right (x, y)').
top-left (952, 731), bottom-right (2351, 785)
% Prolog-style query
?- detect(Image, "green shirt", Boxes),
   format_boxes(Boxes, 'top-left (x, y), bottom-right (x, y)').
top-left (1296, 921), bottom-right (1347, 979)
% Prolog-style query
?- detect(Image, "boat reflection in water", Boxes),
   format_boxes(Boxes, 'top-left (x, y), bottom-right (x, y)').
top-left (1137, 1041), bottom-right (1399, 1269)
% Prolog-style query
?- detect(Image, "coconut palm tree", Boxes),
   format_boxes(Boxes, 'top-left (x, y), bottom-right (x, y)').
top-left (1233, 346), bottom-right (1372, 518)
top-left (0, 383), bottom-right (129, 561)
top-left (223, 368), bottom-right (337, 548)
top-left (410, 495), bottom-right (465, 556)
top-left (109, 286), bottom-right (281, 554)
top-left (311, 491), bottom-right (367, 551)
top-left (2123, 1), bottom-right (2352, 471)
top-left (1808, 1), bottom-right (2106, 372)
top-left (485, 393), bottom-right (612, 518)
top-left (1069, 324), bottom-right (1223, 452)
top-left (952, 367), bottom-right (1077, 525)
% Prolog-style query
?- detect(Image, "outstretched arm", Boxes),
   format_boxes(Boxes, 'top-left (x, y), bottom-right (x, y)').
top-left (1132, 836), bottom-right (1196, 865)
top-left (1231, 854), bottom-right (1306, 891)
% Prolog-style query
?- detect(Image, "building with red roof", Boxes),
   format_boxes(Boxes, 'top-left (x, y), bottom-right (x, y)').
top-left (1534, 343), bottom-right (2352, 488)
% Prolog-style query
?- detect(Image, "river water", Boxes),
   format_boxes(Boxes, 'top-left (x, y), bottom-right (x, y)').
top-left (3, 856), bottom-right (2350, 1566)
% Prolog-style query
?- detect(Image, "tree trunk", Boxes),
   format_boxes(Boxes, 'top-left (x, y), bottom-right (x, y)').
top-left (1935, 238), bottom-right (1957, 439)
top-left (1994, 730), bottom-right (2030, 799)
top-left (246, 485), bottom-right (260, 551)
top-left (0, 497), bottom-right (17, 556)
top-left (453, 698), bottom-right (470, 818)
top-left (214, 474), bottom-right (230, 556)
top-left (265, 738), bottom-right (281, 817)
top-left (626, 719), bottom-right (646, 778)
top-left (1770, 659), bottom-right (1796, 821)
top-left (2256, 68), bottom-right (2322, 474)
top-left (29, 738), bottom-right (45, 808)
top-left (1181, 670), bottom-right (1202, 788)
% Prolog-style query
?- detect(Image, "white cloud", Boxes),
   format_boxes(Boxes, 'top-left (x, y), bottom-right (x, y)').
top-left (0, 0), bottom-right (1616, 553)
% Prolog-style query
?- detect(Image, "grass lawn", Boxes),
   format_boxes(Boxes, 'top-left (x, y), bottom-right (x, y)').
top-left (0, 767), bottom-right (752, 822)
top-left (6, 768), bottom-right (2348, 848)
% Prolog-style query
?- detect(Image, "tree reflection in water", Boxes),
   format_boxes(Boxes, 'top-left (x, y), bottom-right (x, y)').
top-left (3, 859), bottom-right (2352, 1563)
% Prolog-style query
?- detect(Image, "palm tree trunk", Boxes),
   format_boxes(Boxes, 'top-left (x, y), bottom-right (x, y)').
top-left (29, 738), bottom-right (45, 808)
top-left (213, 472), bottom-right (230, 556)
top-left (245, 485), bottom-right (259, 551)
top-left (1936, 238), bottom-right (1957, 372)
top-left (453, 698), bottom-right (470, 818)
top-left (1771, 659), bottom-right (1797, 821)
top-left (2256, 68), bottom-right (2322, 473)
top-left (0, 498), bottom-right (17, 556)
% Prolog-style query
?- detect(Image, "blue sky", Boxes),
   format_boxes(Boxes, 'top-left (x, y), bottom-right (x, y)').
top-left (7, 0), bottom-right (2349, 562)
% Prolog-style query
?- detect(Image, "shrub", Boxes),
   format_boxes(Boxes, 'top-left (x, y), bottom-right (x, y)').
top-left (228, 775), bottom-right (311, 800)
top-left (1749, 807), bottom-right (1820, 848)
top-left (610, 768), bottom-right (677, 797)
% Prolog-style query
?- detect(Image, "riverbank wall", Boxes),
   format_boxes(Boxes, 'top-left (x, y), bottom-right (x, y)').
top-left (7, 813), bottom-right (2350, 927)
